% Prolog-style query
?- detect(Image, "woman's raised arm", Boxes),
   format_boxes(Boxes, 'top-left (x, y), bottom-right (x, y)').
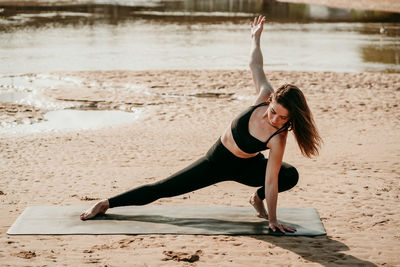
top-left (249, 16), bottom-right (274, 105)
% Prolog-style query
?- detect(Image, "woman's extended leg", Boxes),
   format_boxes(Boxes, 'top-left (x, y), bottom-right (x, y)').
top-left (107, 157), bottom-right (218, 208)
top-left (81, 155), bottom-right (226, 220)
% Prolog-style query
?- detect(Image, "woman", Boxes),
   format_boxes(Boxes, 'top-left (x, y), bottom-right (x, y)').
top-left (80, 16), bottom-right (322, 233)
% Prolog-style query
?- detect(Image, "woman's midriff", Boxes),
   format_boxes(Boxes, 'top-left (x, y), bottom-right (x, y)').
top-left (220, 125), bottom-right (259, 159)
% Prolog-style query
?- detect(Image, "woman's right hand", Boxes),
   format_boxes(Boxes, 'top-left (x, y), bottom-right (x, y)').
top-left (251, 15), bottom-right (266, 38)
top-left (269, 220), bottom-right (296, 233)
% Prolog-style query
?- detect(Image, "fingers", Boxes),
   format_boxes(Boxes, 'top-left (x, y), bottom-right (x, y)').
top-left (269, 223), bottom-right (297, 233)
top-left (269, 224), bottom-right (284, 233)
top-left (251, 15), bottom-right (266, 27)
top-left (257, 15), bottom-right (266, 25)
top-left (285, 225), bottom-right (297, 233)
top-left (269, 222), bottom-right (284, 233)
top-left (261, 16), bottom-right (266, 25)
top-left (269, 224), bottom-right (276, 232)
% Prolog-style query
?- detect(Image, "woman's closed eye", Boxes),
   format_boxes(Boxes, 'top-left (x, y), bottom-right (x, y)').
top-left (271, 108), bottom-right (287, 120)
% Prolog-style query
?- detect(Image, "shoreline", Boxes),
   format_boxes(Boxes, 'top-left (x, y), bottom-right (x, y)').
top-left (1, 69), bottom-right (399, 131)
top-left (1, 0), bottom-right (400, 13)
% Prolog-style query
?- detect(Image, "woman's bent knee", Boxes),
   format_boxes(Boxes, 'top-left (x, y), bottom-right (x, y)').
top-left (278, 164), bottom-right (299, 192)
top-left (288, 166), bottom-right (299, 187)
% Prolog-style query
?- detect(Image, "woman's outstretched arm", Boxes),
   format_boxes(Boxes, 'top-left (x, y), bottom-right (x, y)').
top-left (250, 16), bottom-right (274, 105)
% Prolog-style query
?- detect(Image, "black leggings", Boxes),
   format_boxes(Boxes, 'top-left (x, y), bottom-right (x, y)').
top-left (108, 138), bottom-right (299, 208)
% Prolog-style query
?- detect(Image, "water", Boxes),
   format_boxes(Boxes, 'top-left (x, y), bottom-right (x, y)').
top-left (0, 0), bottom-right (399, 74)
top-left (0, 109), bottom-right (142, 134)
top-left (0, 73), bottom-right (82, 110)
top-left (0, 91), bottom-right (31, 102)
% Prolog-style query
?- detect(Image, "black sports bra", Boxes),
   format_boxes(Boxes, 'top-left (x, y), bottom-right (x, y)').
top-left (231, 102), bottom-right (289, 154)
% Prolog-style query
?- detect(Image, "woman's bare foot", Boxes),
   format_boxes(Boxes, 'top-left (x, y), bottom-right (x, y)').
top-left (249, 192), bottom-right (268, 220)
top-left (80, 199), bottom-right (110, 220)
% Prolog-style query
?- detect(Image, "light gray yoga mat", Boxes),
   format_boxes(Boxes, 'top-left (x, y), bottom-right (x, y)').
top-left (7, 206), bottom-right (326, 236)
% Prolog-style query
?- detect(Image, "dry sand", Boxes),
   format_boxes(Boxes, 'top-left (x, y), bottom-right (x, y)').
top-left (0, 69), bottom-right (399, 266)
top-left (279, 0), bottom-right (400, 13)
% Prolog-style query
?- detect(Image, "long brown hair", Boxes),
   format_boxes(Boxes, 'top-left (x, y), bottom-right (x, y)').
top-left (270, 84), bottom-right (322, 158)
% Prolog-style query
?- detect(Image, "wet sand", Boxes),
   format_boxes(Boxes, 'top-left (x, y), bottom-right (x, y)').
top-left (280, 0), bottom-right (400, 13)
top-left (1, 69), bottom-right (399, 266)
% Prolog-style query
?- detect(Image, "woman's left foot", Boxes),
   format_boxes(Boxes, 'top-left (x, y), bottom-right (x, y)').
top-left (80, 199), bottom-right (110, 220)
top-left (249, 192), bottom-right (268, 220)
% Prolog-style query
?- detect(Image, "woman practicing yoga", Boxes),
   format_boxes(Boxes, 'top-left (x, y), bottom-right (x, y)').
top-left (80, 16), bottom-right (322, 233)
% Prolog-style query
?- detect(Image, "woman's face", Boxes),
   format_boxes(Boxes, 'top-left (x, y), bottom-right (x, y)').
top-left (267, 101), bottom-right (290, 128)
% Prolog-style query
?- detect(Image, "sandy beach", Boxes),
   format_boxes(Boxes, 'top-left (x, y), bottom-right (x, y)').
top-left (0, 69), bottom-right (399, 266)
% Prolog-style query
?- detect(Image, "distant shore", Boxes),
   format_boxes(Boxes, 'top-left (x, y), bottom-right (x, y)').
top-left (2, 0), bottom-right (399, 13)
top-left (279, 0), bottom-right (400, 13)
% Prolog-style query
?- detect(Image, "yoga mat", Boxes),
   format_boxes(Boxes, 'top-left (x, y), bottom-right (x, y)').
top-left (7, 206), bottom-right (326, 236)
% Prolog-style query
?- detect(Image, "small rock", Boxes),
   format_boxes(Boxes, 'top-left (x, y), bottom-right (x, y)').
top-left (12, 250), bottom-right (36, 259)
top-left (162, 250), bottom-right (202, 263)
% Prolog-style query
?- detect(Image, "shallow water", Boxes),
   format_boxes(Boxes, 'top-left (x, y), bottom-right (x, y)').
top-left (0, 73), bottom-right (89, 110)
top-left (0, 0), bottom-right (399, 74)
top-left (0, 91), bottom-right (31, 103)
top-left (0, 109), bottom-right (141, 133)
top-left (0, 0), bottom-right (399, 133)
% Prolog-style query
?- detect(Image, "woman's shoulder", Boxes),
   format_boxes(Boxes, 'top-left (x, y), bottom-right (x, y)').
top-left (252, 96), bottom-right (269, 104)
top-left (251, 101), bottom-right (269, 108)
top-left (267, 130), bottom-right (288, 150)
